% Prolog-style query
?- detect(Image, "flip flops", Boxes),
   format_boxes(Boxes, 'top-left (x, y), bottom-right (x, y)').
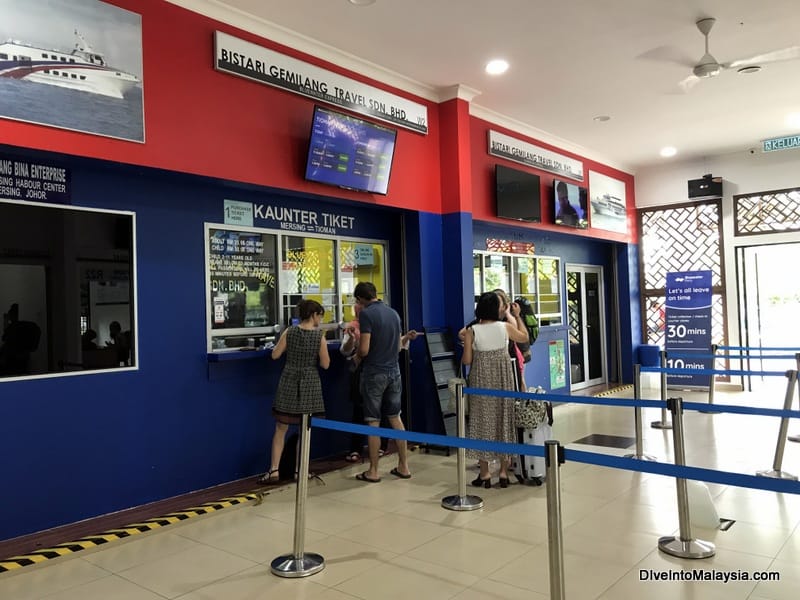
top-left (356, 471), bottom-right (381, 483)
top-left (390, 467), bottom-right (411, 479)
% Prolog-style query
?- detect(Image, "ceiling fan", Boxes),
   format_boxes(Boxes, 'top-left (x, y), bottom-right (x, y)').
top-left (678, 17), bottom-right (800, 91)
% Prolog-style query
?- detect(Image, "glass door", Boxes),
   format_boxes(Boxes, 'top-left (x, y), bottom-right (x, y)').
top-left (566, 265), bottom-right (606, 390)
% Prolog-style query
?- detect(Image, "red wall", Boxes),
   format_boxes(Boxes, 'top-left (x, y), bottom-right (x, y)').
top-left (469, 116), bottom-right (637, 244)
top-left (0, 0), bottom-right (443, 213)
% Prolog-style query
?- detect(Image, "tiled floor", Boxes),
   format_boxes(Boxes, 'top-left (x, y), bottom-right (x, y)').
top-left (2, 380), bottom-right (799, 599)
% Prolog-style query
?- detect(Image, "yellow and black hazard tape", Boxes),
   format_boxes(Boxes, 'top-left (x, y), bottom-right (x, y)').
top-left (593, 384), bottom-right (633, 397)
top-left (0, 491), bottom-right (261, 574)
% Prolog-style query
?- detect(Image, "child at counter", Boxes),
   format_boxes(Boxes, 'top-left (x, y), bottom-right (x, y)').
top-left (257, 299), bottom-right (330, 484)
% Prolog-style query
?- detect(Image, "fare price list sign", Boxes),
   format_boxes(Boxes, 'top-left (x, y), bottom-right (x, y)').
top-left (208, 229), bottom-right (274, 328)
top-left (665, 270), bottom-right (713, 387)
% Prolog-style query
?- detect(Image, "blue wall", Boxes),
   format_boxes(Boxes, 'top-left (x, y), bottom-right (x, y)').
top-left (0, 148), bottom-right (435, 540)
top-left (471, 220), bottom-right (638, 390)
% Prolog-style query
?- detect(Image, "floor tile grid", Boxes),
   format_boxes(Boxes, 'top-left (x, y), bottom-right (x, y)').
top-left (2, 382), bottom-right (799, 599)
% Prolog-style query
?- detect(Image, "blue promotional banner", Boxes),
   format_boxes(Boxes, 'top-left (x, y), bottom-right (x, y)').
top-left (665, 270), bottom-right (713, 387)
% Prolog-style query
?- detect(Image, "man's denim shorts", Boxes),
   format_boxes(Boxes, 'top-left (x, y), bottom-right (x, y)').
top-left (360, 369), bottom-right (402, 422)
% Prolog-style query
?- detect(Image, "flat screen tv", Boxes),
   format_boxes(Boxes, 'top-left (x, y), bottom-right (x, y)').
top-left (304, 105), bottom-right (397, 195)
top-left (495, 164), bottom-right (541, 222)
top-left (553, 179), bottom-right (588, 229)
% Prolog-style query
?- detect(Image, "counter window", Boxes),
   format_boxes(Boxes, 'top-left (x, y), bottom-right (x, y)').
top-left (473, 251), bottom-right (562, 326)
top-left (206, 227), bottom-right (278, 351)
top-left (281, 235), bottom-right (337, 332)
top-left (206, 223), bottom-right (388, 351)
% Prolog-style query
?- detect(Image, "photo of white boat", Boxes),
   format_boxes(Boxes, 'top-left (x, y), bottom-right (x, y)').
top-left (0, 0), bottom-right (143, 142)
top-left (0, 31), bottom-right (140, 99)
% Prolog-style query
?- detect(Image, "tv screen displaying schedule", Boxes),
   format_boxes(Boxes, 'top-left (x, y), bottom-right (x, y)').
top-left (304, 105), bottom-right (397, 195)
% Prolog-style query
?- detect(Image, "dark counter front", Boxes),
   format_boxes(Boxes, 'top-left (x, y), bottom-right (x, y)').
top-left (206, 342), bottom-right (356, 463)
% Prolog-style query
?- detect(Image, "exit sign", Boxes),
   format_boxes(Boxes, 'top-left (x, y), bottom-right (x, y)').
top-left (762, 134), bottom-right (800, 153)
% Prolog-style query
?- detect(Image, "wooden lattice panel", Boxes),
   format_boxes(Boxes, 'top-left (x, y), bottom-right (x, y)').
top-left (735, 189), bottom-right (800, 235)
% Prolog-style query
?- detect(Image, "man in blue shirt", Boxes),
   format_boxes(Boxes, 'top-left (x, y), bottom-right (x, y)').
top-left (355, 281), bottom-right (418, 482)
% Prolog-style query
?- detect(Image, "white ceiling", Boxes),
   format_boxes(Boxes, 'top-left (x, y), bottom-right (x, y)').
top-left (182, 0), bottom-right (800, 173)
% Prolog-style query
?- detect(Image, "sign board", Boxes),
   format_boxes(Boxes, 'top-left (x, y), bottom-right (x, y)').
top-left (214, 31), bottom-right (429, 134)
top-left (488, 130), bottom-right (584, 181)
top-left (223, 199), bottom-right (253, 227)
top-left (0, 156), bottom-right (70, 204)
top-left (762, 134), bottom-right (800, 153)
top-left (664, 270), bottom-right (713, 388)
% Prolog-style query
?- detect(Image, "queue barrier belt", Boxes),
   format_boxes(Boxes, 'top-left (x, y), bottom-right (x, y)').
top-left (717, 345), bottom-right (800, 351)
top-left (640, 366), bottom-right (786, 377)
top-left (663, 352), bottom-right (797, 360)
top-left (311, 418), bottom-right (800, 495)
top-left (461, 387), bottom-right (800, 419)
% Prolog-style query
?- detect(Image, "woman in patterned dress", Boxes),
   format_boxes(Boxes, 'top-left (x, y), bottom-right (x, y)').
top-left (463, 292), bottom-right (529, 488)
top-left (258, 299), bottom-right (330, 483)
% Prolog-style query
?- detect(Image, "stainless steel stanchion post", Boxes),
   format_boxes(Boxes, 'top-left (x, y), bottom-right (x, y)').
top-left (702, 343), bottom-right (718, 412)
top-left (658, 397), bottom-right (715, 559)
top-left (651, 350), bottom-right (672, 429)
top-left (442, 380), bottom-right (484, 511)
top-left (625, 364), bottom-right (656, 461)
top-left (271, 414), bottom-right (325, 577)
top-left (756, 370), bottom-right (799, 480)
top-left (790, 355), bottom-right (800, 444)
top-left (545, 441), bottom-right (566, 600)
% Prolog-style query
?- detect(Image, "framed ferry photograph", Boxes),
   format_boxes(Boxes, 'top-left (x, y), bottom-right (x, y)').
top-left (0, 0), bottom-right (144, 142)
top-left (588, 171), bottom-right (627, 234)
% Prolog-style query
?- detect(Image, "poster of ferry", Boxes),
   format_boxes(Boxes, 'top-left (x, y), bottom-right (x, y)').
top-left (588, 171), bottom-right (627, 234)
top-left (0, 0), bottom-right (143, 142)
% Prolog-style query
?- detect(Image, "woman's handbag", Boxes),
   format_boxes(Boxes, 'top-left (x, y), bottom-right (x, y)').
top-left (514, 387), bottom-right (547, 428)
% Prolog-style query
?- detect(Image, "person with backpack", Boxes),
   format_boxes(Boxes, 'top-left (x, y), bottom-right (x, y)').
top-left (513, 296), bottom-right (539, 364)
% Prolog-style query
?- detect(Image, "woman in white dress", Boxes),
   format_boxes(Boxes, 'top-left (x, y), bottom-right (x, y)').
top-left (462, 292), bottom-right (529, 487)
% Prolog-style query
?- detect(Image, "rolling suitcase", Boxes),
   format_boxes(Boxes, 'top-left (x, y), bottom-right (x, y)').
top-left (512, 386), bottom-right (551, 486)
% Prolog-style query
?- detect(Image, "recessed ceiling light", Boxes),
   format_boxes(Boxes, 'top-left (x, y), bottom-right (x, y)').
top-left (660, 146), bottom-right (677, 158)
top-left (785, 112), bottom-right (800, 129)
top-left (737, 65), bottom-right (761, 74)
top-left (593, 115), bottom-right (611, 122)
top-left (485, 59), bottom-right (509, 75)
top-left (348, 0), bottom-right (376, 5)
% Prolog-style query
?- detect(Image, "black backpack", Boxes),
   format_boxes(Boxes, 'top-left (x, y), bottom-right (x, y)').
top-left (514, 297), bottom-right (539, 363)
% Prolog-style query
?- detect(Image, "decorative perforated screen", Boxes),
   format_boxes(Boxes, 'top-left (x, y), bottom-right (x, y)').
top-left (638, 201), bottom-right (727, 355)
top-left (734, 188), bottom-right (800, 235)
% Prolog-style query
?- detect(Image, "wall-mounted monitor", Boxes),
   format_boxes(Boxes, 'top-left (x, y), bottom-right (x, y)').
top-left (495, 164), bottom-right (541, 223)
top-left (553, 179), bottom-right (588, 229)
top-left (304, 105), bottom-right (397, 195)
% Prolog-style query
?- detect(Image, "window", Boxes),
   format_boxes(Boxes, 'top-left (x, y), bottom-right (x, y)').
top-left (205, 224), bottom-right (388, 351)
top-left (473, 251), bottom-right (562, 325)
top-left (338, 240), bottom-right (386, 323)
top-left (0, 201), bottom-right (136, 378)
top-left (206, 227), bottom-right (278, 351)
top-left (0, 54), bottom-right (8, 60)
top-left (281, 235), bottom-right (336, 330)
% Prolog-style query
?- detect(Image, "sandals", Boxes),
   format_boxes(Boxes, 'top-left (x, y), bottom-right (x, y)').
top-left (345, 452), bottom-right (362, 463)
top-left (256, 469), bottom-right (279, 485)
top-left (356, 471), bottom-right (381, 483)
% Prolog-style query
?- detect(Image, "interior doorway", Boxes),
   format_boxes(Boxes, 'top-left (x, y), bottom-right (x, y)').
top-left (566, 265), bottom-right (606, 391)
top-left (736, 242), bottom-right (800, 390)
